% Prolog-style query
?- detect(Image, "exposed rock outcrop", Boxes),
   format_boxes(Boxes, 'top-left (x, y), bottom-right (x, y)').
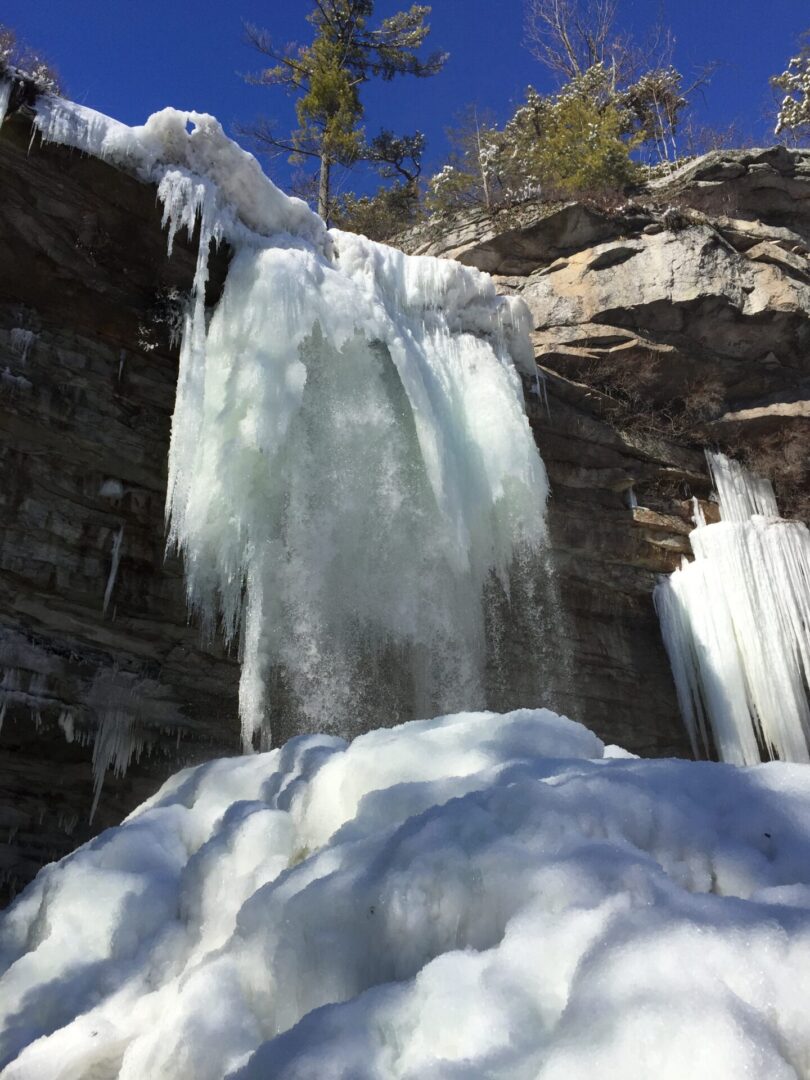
top-left (410, 147), bottom-right (810, 756)
top-left (0, 105), bottom-right (239, 902)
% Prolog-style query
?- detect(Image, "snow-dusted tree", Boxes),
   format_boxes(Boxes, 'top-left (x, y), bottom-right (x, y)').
top-left (242, 2), bottom-right (446, 220)
top-left (772, 35), bottom-right (810, 140)
top-left (523, 1), bottom-right (706, 167)
top-left (0, 22), bottom-right (61, 93)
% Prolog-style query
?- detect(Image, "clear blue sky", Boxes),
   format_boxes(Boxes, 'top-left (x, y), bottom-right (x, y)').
top-left (3, 1), bottom-right (809, 197)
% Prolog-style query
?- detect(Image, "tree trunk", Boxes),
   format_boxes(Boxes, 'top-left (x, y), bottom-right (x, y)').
top-left (318, 155), bottom-right (331, 222)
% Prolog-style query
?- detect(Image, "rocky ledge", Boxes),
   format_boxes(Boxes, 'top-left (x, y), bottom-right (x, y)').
top-left (409, 146), bottom-right (810, 756)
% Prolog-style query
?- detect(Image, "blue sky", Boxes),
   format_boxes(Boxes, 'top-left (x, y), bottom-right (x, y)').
top-left (3, 1), bottom-right (809, 197)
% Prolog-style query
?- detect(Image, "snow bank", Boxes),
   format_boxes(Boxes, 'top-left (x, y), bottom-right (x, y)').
top-left (33, 94), bottom-right (547, 747)
top-left (656, 452), bottom-right (810, 765)
top-left (3, 706), bottom-right (810, 1079)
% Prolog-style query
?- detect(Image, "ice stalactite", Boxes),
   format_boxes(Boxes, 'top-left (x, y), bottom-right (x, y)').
top-left (102, 525), bottom-right (124, 615)
top-left (9, 328), bottom-right (35, 364)
top-left (655, 451), bottom-right (810, 765)
top-left (0, 79), bottom-right (11, 128)
top-left (33, 96), bottom-right (549, 748)
top-left (86, 670), bottom-right (148, 821)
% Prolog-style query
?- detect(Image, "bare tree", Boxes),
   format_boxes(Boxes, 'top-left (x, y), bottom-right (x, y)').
top-left (523, 0), bottom-right (621, 81)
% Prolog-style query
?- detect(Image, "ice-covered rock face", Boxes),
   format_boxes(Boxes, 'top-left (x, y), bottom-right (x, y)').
top-left (655, 452), bottom-right (810, 765)
top-left (4, 707), bottom-right (810, 1080)
top-left (34, 97), bottom-right (548, 748)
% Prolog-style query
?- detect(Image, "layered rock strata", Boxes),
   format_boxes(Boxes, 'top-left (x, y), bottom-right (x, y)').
top-left (411, 147), bottom-right (810, 755)
top-left (0, 105), bottom-right (238, 902)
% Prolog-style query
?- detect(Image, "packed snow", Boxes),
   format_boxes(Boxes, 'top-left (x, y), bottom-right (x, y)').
top-left (34, 95), bottom-right (547, 748)
top-left (4, 706), bottom-right (810, 1078)
top-left (655, 452), bottom-right (810, 765)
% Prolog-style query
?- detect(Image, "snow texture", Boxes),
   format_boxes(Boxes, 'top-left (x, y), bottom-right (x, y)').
top-left (33, 94), bottom-right (547, 747)
top-left (3, 706), bottom-right (810, 1079)
top-left (656, 452), bottom-right (810, 765)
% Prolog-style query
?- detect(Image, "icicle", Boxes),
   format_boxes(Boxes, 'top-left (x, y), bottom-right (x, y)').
top-left (706, 450), bottom-right (778, 522)
top-left (87, 671), bottom-right (148, 822)
top-left (533, 363), bottom-right (551, 418)
top-left (9, 328), bottom-right (35, 364)
top-left (0, 79), bottom-right (12, 128)
top-left (655, 453), bottom-right (810, 765)
top-left (102, 525), bottom-right (124, 615)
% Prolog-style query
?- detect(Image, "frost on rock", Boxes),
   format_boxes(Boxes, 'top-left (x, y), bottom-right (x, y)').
top-left (34, 95), bottom-right (548, 747)
top-left (655, 452), bottom-right (810, 765)
top-left (3, 707), bottom-right (810, 1079)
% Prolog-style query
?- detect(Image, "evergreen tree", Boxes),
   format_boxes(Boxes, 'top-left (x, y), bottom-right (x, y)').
top-left (244, 2), bottom-right (446, 220)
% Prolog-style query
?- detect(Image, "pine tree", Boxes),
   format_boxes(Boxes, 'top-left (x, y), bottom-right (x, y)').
top-left (244, 2), bottom-right (446, 220)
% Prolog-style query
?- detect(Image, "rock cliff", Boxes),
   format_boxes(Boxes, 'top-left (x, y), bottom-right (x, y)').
top-left (2, 87), bottom-right (808, 901)
top-left (410, 146), bottom-right (810, 759)
top-left (0, 103), bottom-right (239, 902)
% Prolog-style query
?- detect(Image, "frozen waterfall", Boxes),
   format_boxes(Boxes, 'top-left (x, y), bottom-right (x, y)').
top-left (655, 452), bottom-right (810, 766)
top-left (33, 98), bottom-right (549, 748)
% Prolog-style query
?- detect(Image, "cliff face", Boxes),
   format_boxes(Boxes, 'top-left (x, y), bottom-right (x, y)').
top-left (0, 107), bottom-right (240, 902)
top-left (2, 91), bottom-right (808, 901)
top-left (410, 146), bottom-right (810, 756)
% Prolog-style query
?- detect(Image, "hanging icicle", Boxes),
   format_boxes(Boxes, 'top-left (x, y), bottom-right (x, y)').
top-left (655, 451), bottom-right (810, 765)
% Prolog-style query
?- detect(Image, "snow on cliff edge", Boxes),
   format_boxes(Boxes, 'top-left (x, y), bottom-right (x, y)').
top-left (2, 707), bottom-right (810, 1079)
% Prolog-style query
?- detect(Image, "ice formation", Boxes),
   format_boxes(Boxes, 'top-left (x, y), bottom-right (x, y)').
top-left (33, 95), bottom-right (547, 746)
top-left (4, 706), bottom-right (810, 1079)
top-left (9, 328), bottom-right (35, 365)
top-left (655, 452), bottom-right (810, 765)
top-left (0, 78), bottom-right (11, 129)
top-left (102, 524), bottom-right (124, 615)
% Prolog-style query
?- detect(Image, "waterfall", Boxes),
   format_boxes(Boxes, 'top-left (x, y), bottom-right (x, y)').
top-left (655, 452), bottom-right (810, 765)
top-left (33, 98), bottom-right (549, 748)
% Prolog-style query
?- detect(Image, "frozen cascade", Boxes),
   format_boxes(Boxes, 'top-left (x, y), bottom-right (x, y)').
top-left (33, 96), bottom-right (548, 747)
top-left (655, 452), bottom-right (810, 765)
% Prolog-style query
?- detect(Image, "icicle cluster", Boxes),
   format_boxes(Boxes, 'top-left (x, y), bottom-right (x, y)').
top-left (655, 452), bottom-right (810, 765)
top-left (33, 96), bottom-right (548, 748)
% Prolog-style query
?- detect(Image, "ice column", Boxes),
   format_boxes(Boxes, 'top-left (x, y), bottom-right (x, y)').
top-left (655, 452), bottom-right (810, 765)
top-left (29, 96), bottom-right (549, 748)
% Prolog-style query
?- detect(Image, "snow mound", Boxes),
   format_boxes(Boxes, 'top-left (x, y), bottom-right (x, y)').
top-left (3, 708), bottom-right (810, 1079)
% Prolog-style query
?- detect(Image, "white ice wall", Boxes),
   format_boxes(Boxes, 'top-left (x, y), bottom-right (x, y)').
top-left (655, 452), bottom-right (810, 765)
top-left (34, 97), bottom-right (548, 748)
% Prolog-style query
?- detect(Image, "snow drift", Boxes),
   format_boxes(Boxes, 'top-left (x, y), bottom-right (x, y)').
top-left (3, 707), bottom-right (810, 1078)
top-left (32, 97), bottom-right (548, 750)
